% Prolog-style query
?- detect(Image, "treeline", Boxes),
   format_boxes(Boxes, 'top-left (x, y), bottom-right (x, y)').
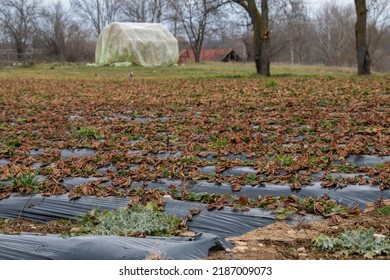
top-left (0, 0), bottom-right (389, 72)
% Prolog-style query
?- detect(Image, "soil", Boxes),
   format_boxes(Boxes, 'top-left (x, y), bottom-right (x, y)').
top-left (207, 200), bottom-right (390, 260)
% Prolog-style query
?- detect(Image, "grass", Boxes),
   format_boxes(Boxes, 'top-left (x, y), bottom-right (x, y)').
top-left (0, 62), bottom-right (371, 81)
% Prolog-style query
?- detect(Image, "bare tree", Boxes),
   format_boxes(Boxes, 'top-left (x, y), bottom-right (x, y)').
top-left (171, 0), bottom-right (225, 63)
top-left (120, 0), bottom-right (165, 23)
top-left (166, 0), bottom-right (181, 36)
top-left (272, 0), bottom-right (310, 64)
top-left (314, 3), bottom-right (355, 66)
top-left (65, 23), bottom-right (96, 62)
top-left (39, 1), bottom-right (72, 61)
top-left (367, 0), bottom-right (390, 69)
top-left (231, 0), bottom-right (270, 76)
top-left (71, 0), bottom-right (122, 36)
top-left (0, 0), bottom-right (41, 59)
top-left (355, 0), bottom-right (371, 74)
top-left (269, 1), bottom-right (306, 65)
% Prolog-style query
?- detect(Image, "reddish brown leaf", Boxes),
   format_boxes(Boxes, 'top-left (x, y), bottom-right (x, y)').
top-left (314, 202), bottom-right (325, 214)
top-left (328, 215), bottom-right (343, 225)
top-left (207, 203), bottom-right (216, 211)
top-left (68, 193), bottom-right (81, 201)
top-left (338, 150), bottom-right (348, 158)
top-left (237, 195), bottom-right (249, 206)
top-left (231, 183), bottom-right (241, 192)
top-left (290, 182), bottom-right (302, 190)
top-left (0, 192), bottom-right (11, 201)
top-left (190, 208), bottom-right (201, 215)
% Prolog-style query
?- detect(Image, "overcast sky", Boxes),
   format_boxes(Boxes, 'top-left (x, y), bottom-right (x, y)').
top-left (45, 0), bottom-right (350, 10)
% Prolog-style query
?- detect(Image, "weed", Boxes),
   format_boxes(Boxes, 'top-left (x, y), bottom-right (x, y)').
top-left (161, 167), bottom-right (172, 178)
top-left (275, 154), bottom-right (295, 166)
top-left (230, 126), bottom-right (242, 132)
top-left (180, 156), bottom-right (197, 165)
top-left (210, 137), bottom-right (228, 148)
top-left (73, 126), bottom-right (102, 140)
top-left (313, 228), bottom-right (390, 258)
top-left (245, 174), bottom-right (257, 184)
top-left (293, 117), bottom-right (304, 125)
top-left (337, 164), bottom-right (358, 173)
top-left (3, 139), bottom-right (21, 148)
top-left (11, 172), bottom-right (39, 190)
top-left (321, 120), bottom-right (337, 128)
top-left (374, 163), bottom-right (386, 169)
top-left (325, 174), bottom-right (335, 181)
top-left (78, 206), bottom-right (183, 237)
top-left (81, 167), bottom-right (95, 175)
top-left (264, 80), bottom-right (278, 88)
top-left (243, 160), bottom-right (255, 166)
top-left (289, 177), bottom-right (299, 183)
top-left (319, 146), bottom-right (330, 153)
top-left (187, 192), bottom-right (212, 203)
top-left (274, 206), bottom-right (296, 220)
top-left (118, 169), bottom-right (127, 176)
top-left (194, 127), bottom-right (204, 134)
top-left (378, 206), bottom-right (390, 216)
top-left (193, 145), bottom-right (203, 152)
top-left (129, 134), bottom-right (143, 141)
top-left (174, 125), bottom-right (185, 130)
top-left (203, 173), bottom-right (216, 180)
top-left (0, 138), bottom-right (21, 156)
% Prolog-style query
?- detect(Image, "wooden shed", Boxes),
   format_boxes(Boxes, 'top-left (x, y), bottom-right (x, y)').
top-left (179, 48), bottom-right (241, 63)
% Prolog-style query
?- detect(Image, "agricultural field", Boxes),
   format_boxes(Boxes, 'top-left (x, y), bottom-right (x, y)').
top-left (0, 63), bottom-right (390, 260)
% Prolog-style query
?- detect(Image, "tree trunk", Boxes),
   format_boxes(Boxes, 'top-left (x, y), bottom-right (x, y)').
top-left (259, 0), bottom-right (270, 76)
top-left (243, 0), bottom-right (270, 76)
top-left (15, 42), bottom-right (24, 59)
top-left (194, 49), bottom-right (201, 62)
top-left (253, 15), bottom-right (262, 73)
top-left (354, 0), bottom-right (371, 75)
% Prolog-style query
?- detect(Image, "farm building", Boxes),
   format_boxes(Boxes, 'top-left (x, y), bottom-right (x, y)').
top-left (179, 48), bottom-right (242, 63)
top-left (95, 22), bottom-right (179, 66)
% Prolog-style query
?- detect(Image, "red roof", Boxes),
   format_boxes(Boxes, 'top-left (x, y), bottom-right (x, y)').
top-left (179, 48), bottom-right (238, 62)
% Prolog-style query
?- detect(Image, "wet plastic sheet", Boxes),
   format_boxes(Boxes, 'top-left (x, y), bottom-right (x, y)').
top-left (0, 233), bottom-right (224, 260)
top-left (165, 199), bottom-right (277, 238)
top-left (146, 179), bottom-right (390, 210)
top-left (1, 176), bottom-right (388, 259)
top-left (0, 195), bottom-right (276, 238)
top-left (346, 155), bottom-right (390, 167)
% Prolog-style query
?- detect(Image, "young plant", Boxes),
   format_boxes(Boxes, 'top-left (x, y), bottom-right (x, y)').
top-left (73, 126), bottom-right (102, 140)
top-left (245, 174), bottom-right (257, 184)
top-left (11, 172), bottom-right (40, 192)
top-left (275, 154), bottom-right (295, 166)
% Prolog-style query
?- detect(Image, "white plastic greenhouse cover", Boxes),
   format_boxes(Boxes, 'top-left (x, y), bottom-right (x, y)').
top-left (95, 22), bottom-right (179, 66)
